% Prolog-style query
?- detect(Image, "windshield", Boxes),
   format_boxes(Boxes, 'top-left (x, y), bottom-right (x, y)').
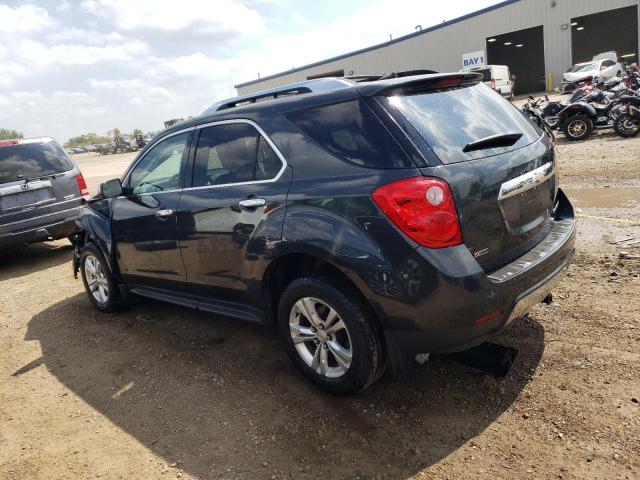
top-left (385, 82), bottom-right (540, 164)
top-left (569, 63), bottom-right (597, 73)
top-left (0, 142), bottom-right (73, 184)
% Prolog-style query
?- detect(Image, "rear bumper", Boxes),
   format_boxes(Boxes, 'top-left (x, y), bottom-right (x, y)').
top-left (0, 206), bottom-right (81, 249)
top-left (376, 189), bottom-right (575, 375)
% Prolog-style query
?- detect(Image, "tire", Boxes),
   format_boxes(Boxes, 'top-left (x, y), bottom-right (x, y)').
top-left (613, 113), bottom-right (640, 138)
top-left (563, 115), bottom-right (593, 141)
top-left (278, 277), bottom-right (382, 395)
top-left (79, 243), bottom-right (123, 313)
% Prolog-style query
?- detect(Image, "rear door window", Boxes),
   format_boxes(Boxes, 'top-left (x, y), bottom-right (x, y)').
top-left (192, 122), bottom-right (283, 187)
top-left (0, 141), bottom-right (73, 184)
top-left (384, 82), bottom-right (540, 164)
top-left (284, 99), bottom-right (413, 169)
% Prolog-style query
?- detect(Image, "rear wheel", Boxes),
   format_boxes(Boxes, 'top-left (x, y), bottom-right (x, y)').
top-left (278, 277), bottom-right (381, 395)
top-left (614, 113), bottom-right (640, 138)
top-left (80, 244), bottom-right (123, 313)
top-left (563, 115), bottom-right (593, 141)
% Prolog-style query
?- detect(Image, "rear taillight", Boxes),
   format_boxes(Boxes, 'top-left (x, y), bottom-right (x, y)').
top-left (76, 173), bottom-right (89, 198)
top-left (491, 78), bottom-right (496, 90)
top-left (372, 177), bottom-right (462, 249)
top-left (0, 140), bottom-right (19, 147)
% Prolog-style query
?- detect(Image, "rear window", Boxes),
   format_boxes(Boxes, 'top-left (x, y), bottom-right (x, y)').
top-left (284, 99), bottom-right (413, 169)
top-left (385, 82), bottom-right (541, 164)
top-left (0, 141), bottom-right (73, 184)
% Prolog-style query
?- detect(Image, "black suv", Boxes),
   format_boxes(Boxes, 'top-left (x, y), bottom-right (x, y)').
top-left (74, 73), bottom-right (575, 394)
top-left (0, 137), bottom-right (88, 250)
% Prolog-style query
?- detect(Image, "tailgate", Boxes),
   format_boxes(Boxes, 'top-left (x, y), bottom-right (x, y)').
top-left (0, 179), bottom-right (55, 211)
top-left (373, 78), bottom-right (555, 271)
top-left (422, 137), bottom-right (557, 271)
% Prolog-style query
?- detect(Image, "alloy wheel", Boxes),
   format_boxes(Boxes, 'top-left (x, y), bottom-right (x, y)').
top-left (568, 120), bottom-right (587, 138)
top-left (620, 117), bottom-right (640, 135)
top-left (84, 254), bottom-right (110, 305)
top-left (289, 297), bottom-right (353, 379)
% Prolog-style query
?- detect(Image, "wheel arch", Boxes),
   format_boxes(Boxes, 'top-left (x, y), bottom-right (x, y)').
top-left (261, 251), bottom-right (387, 357)
top-left (74, 202), bottom-right (120, 280)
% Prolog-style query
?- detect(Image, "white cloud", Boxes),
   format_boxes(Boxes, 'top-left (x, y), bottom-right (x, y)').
top-left (0, 4), bottom-right (54, 34)
top-left (81, 0), bottom-right (265, 38)
top-left (0, 0), bottom-right (503, 142)
top-left (235, 0), bottom-right (499, 81)
top-left (16, 39), bottom-right (148, 67)
top-left (47, 28), bottom-right (126, 45)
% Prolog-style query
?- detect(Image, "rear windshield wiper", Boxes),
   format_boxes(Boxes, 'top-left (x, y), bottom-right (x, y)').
top-left (463, 132), bottom-right (523, 153)
top-left (19, 172), bottom-right (64, 183)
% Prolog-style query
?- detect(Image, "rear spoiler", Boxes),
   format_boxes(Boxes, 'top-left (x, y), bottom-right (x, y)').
top-left (356, 72), bottom-right (485, 97)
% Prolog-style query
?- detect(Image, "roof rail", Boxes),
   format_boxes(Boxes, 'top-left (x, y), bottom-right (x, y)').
top-left (202, 77), bottom-right (354, 115)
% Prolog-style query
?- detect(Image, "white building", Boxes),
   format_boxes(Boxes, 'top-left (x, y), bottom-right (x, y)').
top-left (236, 0), bottom-right (639, 95)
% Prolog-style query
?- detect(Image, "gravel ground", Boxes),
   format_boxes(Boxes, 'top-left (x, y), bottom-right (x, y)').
top-left (1, 132), bottom-right (639, 480)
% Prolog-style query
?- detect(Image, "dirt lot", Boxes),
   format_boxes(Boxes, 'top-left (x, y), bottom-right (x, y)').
top-left (1, 131), bottom-right (639, 480)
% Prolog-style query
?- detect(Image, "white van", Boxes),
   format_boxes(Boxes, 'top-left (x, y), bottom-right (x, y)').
top-left (467, 65), bottom-right (514, 100)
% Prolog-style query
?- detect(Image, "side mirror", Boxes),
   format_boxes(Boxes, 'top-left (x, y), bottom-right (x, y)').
top-left (100, 178), bottom-right (123, 198)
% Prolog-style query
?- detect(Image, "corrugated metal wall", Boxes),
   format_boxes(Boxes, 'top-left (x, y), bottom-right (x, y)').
top-left (237, 0), bottom-right (640, 95)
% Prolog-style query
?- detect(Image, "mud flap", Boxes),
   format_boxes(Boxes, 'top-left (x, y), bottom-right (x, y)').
top-left (72, 232), bottom-right (85, 279)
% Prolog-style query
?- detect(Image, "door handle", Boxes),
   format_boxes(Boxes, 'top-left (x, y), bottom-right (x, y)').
top-left (238, 198), bottom-right (266, 209)
top-left (155, 209), bottom-right (174, 218)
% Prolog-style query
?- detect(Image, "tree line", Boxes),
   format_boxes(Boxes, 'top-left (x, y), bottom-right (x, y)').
top-left (0, 128), bottom-right (24, 140)
top-left (0, 127), bottom-right (155, 147)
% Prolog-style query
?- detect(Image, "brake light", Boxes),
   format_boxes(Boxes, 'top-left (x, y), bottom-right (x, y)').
top-left (372, 177), bottom-right (462, 248)
top-left (437, 76), bottom-right (462, 87)
top-left (76, 173), bottom-right (89, 198)
top-left (491, 78), bottom-right (496, 90)
top-left (0, 140), bottom-right (19, 147)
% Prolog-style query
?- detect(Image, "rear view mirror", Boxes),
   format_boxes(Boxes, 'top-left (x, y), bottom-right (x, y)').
top-left (100, 178), bottom-right (123, 198)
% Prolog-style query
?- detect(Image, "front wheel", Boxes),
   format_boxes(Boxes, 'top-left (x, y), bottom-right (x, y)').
top-left (563, 115), bottom-right (593, 141)
top-left (614, 113), bottom-right (640, 138)
top-left (278, 277), bottom-right (382, 395)
top-left (80, 244), bottom-right (123, 313)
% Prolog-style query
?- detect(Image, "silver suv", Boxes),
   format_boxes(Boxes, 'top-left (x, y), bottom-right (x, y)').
top-left (0, 137), bottom-right (88, 250)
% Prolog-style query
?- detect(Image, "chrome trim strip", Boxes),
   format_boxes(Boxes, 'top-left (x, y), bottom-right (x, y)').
top-left (498, 162), bottom-right (554, 201)
top-left (0, 205), bottom-right (81, 228)
top-left (121, 119), bottom-right (289, 198)
top-left (0, 179), bottom-right (52, 197)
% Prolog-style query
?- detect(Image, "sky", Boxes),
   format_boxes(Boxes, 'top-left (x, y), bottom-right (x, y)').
top-left (0, 0), bottom-right (503, 142)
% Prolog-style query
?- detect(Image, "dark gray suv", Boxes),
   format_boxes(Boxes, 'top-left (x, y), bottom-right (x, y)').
top-left (74, 73), bottom-right (575, 395)
top-left (0, 137), bottom-right (88, 250)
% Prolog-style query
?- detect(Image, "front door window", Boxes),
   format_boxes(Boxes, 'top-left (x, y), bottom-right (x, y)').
top-left (128, 132), bottom-right (190, 194)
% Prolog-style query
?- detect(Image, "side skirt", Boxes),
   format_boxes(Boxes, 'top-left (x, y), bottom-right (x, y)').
top-left (124, 285), bottom-right (265, 324)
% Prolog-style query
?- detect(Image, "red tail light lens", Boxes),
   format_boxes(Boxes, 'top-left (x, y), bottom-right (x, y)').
top-left (0, 140), bottom-right (19, 147)
top-left (491, 78), bottom-right (496, 90)
top-left (76, 173), bottom-right (89, 198)
top-left (372, 177), bottom-right (462, 249)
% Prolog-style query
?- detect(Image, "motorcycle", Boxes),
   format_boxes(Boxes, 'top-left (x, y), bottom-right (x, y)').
top-left (521, 97), bottom-right (556, 141)
top-left (558, 89), bottom-right (640, 141)
top-left (613, 105), bottom-right (640, 138)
